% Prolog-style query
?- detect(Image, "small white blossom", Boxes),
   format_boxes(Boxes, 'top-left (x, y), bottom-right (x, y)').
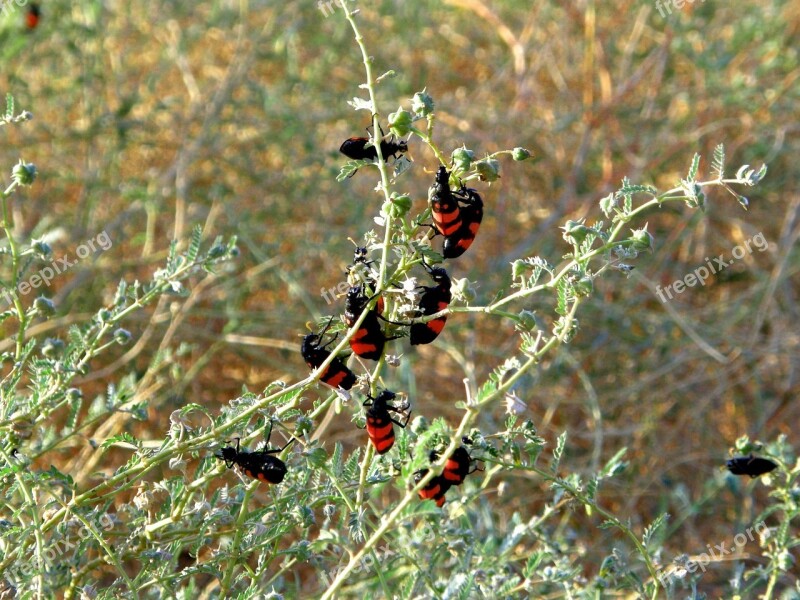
top-left (385, 354), bottom-right (402, 367)
top-left (400, 277), bottom-right (418, 293)
top-left (504, 391), bottom-right (527, 415)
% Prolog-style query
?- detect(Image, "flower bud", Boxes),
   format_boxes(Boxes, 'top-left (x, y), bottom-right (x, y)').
top-left (41, 337), bottom-right (65, 359)
top-left (516, 310), bottom-right (537, 331)
top-left (411, 90), bottom-right (435, 116)
top-left (512, 147), bottom-right (532, 161)
top-left (32, 239), bottom-right (52, 259)
top-left (114, 328), bottom-right (132, 345)
top-left (306, 447), bottom-right (328, 468)
top-left (294, 416), bottom-right (312, 436)
top-left (553, 316), bottom-right (579, 343)
top-left (682, 182), bottom-right (706, 210)
top-left (388, 107), bottom-right (413, 138)
top-left (599, 193), bottom-right (617, 217)
top-left (574, 276), bottom-right (594, 297)
top-left (561, 220), bottom-right (594, 246)
top-left (12, 161), bottom-right (37, 186)
top-left (207, 245), bottom-right (226, 259)
top-left (776, 550), bottom-right (792, 571)
top-left (452, 277), bottom-right (476, 303)
top-left (409, 414), bottom-right (429, 435)
top-left (733, 435), bottom-right (754, 454)
top-left (475, 157), bottom-right (500, 182)
top-left (451, 147), bottom-right (474, 172)
top-left (511, 259), bottom-right (528, 280)
top-left (630, 226), bottom-right (654, 253)
top-left (385, 193), bottom-right (412, 219)
top-left (33, 296), bottom-right (56, 316)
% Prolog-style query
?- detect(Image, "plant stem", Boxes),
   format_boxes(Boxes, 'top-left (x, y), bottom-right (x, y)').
top-left (0, 189), bottom-right (30, 366)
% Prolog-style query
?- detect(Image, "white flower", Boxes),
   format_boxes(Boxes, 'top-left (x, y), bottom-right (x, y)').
top-left (504, 391), bottom-right (526, 415)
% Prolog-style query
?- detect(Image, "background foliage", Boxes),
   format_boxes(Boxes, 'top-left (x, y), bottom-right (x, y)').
top-left (0, 0), bottom-right (798, 598)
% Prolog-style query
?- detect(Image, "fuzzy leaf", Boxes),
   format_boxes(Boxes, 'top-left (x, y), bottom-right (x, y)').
top-left (712, 143), bottom-right (725, 179)
top-left (552, 431), bottom-right (567, 473)
top-left (642, 512), bottom-right (670, 548)
top-left (686, 152), bottom-right (701, 182)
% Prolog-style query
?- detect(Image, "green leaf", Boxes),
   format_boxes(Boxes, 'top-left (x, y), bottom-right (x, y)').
top-left (330, 441), bottom-right (344, 476)
top-left (524, 551), bottom-right (548, 577)
top-left (187, 225), bottom-right (202, 263)
top-left (127, 402), bottom-right (148, 421)
top-left (65, 393), bottom-right (83, 432)
top-left (618, 183), bottom-right (658, 197)
top-left (712, 143), bottom-right (725, 179)
top-left (586, 476), bottom-right (598, 502)
top-left (555, 278), bottom-right (570, 316)
top-left (475, 378), bottom-right (498, 403)
top-left (337, 160), bottom-right (371, 181)
top-left (41, 465), bottom-right (74, 486)
top-left (552, 431), bottom-right (567, 473)
top-left (342, 447), bottom-right (361, 482)
top-left (68, 325), bottom-right (87, 347)
top-left (348, 508), bottom-right (366, 543)
top-left (347, 97), bottom-right (374, 112)
top-left (166, 239), bottom-right (180, 274)
top-left (614, 177), bottom-right (634, 214)
top-left (599, 447), bottom-right (628, 479)
top-left (399, 573), bottom-right (419, 600)
top-left (642, 512), bottom-right (670, 548)
top-left (101, 432), bottom-right (139, 449)
top-left (177, 403), bottom-right (213, 421)
top-left (686, 152), bottom-right (700, 182)
top-left (443, 573), bottom-right (473, 599)
top-left (496, 576), bottom-right (521, 596)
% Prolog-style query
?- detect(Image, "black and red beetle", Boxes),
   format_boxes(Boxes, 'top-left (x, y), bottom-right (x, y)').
top-left (216, 423), bottom-right (294, 484)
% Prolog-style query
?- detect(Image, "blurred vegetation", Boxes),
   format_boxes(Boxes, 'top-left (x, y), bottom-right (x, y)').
top-left (0, 0), bottom-right (798, 597)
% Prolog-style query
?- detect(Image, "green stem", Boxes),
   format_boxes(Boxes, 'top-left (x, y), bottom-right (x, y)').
top-left (411, 125), bottom-right (448, 166)
top-left (320, 300), bottom-right (582, 600)
top-left (219, 481), bottom-right (258, 594)
top-left (0, 446), bottom-right (45, 599)
top-left (0, 189), bottom-right (30, 367)
top-left (339, 2), bottom-right (393, 291)
top-left (49, 494), bottom-right (136, 594)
